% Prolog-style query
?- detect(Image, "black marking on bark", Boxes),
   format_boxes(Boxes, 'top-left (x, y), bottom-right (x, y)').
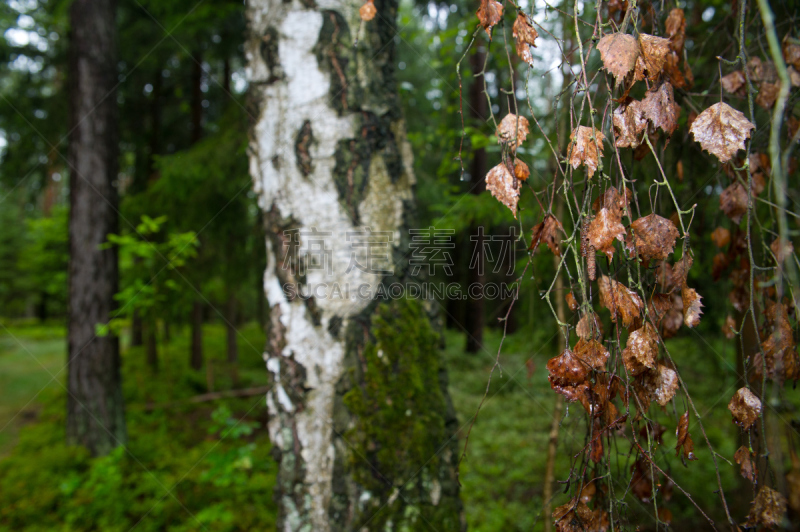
top-left (328, 315), bottom-right (343, 339)
top-left (271, 154), bottom-right (281, 170)
top-left (314, 10), bottom-right (353, 115)
top-left (260, 26), bottom-right (283, 84)
top-left (294, 120), bottom-right (314, 177)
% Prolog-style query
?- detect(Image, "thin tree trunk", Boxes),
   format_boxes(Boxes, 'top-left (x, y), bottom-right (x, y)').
top-left (226, 294), bottom-right (239, 386)
top-left (190, 300), bottom-right (203, 370)
top-left (246, 1), bottom-right (464, 529)
top-left (131, 308), bottom-right (143, 346)
top-left (190, 52), bottom-right (203, 144)
top-left (66, 0), bottom-right (126, 456)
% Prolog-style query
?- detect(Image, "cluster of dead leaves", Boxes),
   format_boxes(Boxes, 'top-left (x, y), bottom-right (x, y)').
top-left (751, 300), bottom-right (800, 384)
top-left (486, 113), bottom-right (531, 216)
top-left (722, 46), bottom-right (800, 110)
top-left (613, 82), bottom-right (680, 149)
top-left (552, 496), bottom-right (610, 532)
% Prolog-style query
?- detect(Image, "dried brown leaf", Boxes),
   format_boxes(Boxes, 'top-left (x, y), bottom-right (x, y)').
top-left (597, 33), bottom-right (639, 86)
top-left (592, 186), bottom-right (631, 219)
top-left (665, 8), bottom-right (686, 54)
top-left (784, 38), bottom-right (800, 70)
top-left (711, 227), bottom-right (731, 248)
top-left (512, 12), bottom-right (538, 66)
top-left (649, 293), bottom-right (683, 339)
top-left (587, 208), bottom-right (626, 260)
top-left (728, 387), bottom-right (762, 430)
top-left (622, 323), bottom-right (658, 376)
top-left (746, 486), bottom-right (787, 529)
top-left (553, 499), bottom-right (600, 532)
top-left (675, 411), bottom-right (697, 461)
top-left (690, 102), bottom-right (755, 164)
top-left (640, 83), bottom-right (680, 136)
top-left (359, 0), bottom-right (376, 21)
top-left (530, 214), bottom-right (565, 256)
top-left (724, 314), bottom-right (737, 339)
top-left (756, 81), bottom-right (780, 110)
top-left (734, 446), bottom-right (757, 483)
top-left (496, 113), bottom-right (530, 150)
top-left (753, 300), bottom-right (800, 384)
top-left (720, 70), bottom-right (746, 94)
top-left (513, 159), bottom-right (530, 181)
top-left (576, 312), bottom-right (604, 341)
top-left (568, 126), bottom-right (606, 179)
top-left (629, 214), bottom-right (680, 262)
top-left (574, 338), bottom-right (610, 371)
top-left (635, 34), bottom-right (670, 81)
top-left (681, 286), bottom-right (703, 328)
top-left (771, 237), bottom-right (794, 266)
top-left (566, 292), bottom-right (578, 312)
top-left (486, 163), bottom-right (519, 217)
top-left (642, 364), bottom-right (679, 406)
top-left (747, 56), bottom-right (778, 83)
top-left (547, 349), bottom-right (589, 402)
top-left (598, 275), bottom-right (644, 329)
top-left (476, 0), bottom-right (503, 40)
top-left (612, 98), bottom-right (647, 148)
top-left (720, 181), bottom-right (749, 225)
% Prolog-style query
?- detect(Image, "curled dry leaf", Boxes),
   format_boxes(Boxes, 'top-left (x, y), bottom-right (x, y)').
top-left (711, 227), bottom-right (731, 248)
top-left (746, 487), bottom-right (787, 529)
top-left (784, 38), bottom-right (800, 70)
top-left (721, 71), bottom-right (746, 94)
top-left (588, 208), bottom-right (626, 260)
top-left (690, 102), bottom-right (755, 164)
top-left (553, 499), bottom-right (607, 532)
top-left (476, 0), bottom-right (503, 40)
top-left (613, 98), bottom-right (647, 148)
top-left (566, 291), bottom-right (578, 312)
top-left (640, 83), bottom-right (680, 136)
top-left (622, 323), bottom-right (658, 376)
top-left (675, 411), bottom-right (697, 461)
top-left (530, 214), bottom-right (565, 256)
top-left (568, 126), bottom-right (606, 179)
top-left (629, 214), bottom-right (680, 262)
top-left (512, 12), bottom-right (538, 67)
top-left (359, 0), bottom-right (376, 21)
top-left (649, 293), bottom-right (683, 339)
top-left (753, 301), bottom-right (800, 384)
top-left (597, 33), bottom-right (639, 86)
top-left (574, 338), bottom-right (610, 371)
top-left (719, 181), bottom-right (749, 225)
top-left (728, 387), bottom-right (762, 430)
top-left (642, 364), bottom-right (679, 406)
top-left (513, 159), bottom-right (530, 181)
top-left (681, 286), bottom-right (703, 328)
top-left (635, 34), bottom-right (670, 81)
top-left (756, 81), bottom-right (780, 110)
top-left (665, 8), bottom-right (686, 54)
top-left (670, 253), bottom-right (694, 290)
top-left (592, 186), bottom-right (630, 219)
top-left (547, 349), bottom-right (589, 402)
top-left (486, 163), bottom-right (519, 217)
top-left (598, 275), bottom-right (644, 329)
top-left (496, 113), bottom-right (530, 150)
top-left (734, 446), bottom-right (757, 483)
top-left (576, 312), bottom-right (604, 341)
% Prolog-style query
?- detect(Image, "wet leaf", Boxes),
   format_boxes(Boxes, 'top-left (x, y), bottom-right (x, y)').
top-left (612, 98), bottom-right (647, 148)
top-left (746, 486), bottom-right (787, 529)
top-left (681, 286), bottom-right (703, 328)
top-left (721, 71), bottom-right (746, 94)
top-left (576, 312), bottom-right (604, 341)
top-left (486, 163), bottom-right (519, 217)
top-left (512, 12), bottom-right (538, 66)
top-left (622, 323), bottom-right (658, 376)
top-left (592, 186), bottom-right (630, 220)
top-left (514, 159), bottom-right (530, 181)
top-left (597, 33), bottom-right (639, 86)
top-left (711, 227), bottom-right (731, 248)
top-left (753, 300), bottom-right (800, 384)
top-left (588, 208), bottom-right (626, 260)
top-left (649, 293), bottom-right (683, 339)
top-left (747, 56), bottom-right (777, 83)
top-left (476, 0), bottom-right (503, 40)
top-left (629, 214), bottom-right (680, 262)
top-left (640, 83), bottom-right (680, 136)
top-left (635, 34), bottom-right (670, 81)
top-left (547, 349), bottom-right (589, 402)
top-left (599, 275), bottom-right (644, 329)
top-left (720, 181), bottom-right (749, 224)
top-left (574, 338), bottom-right (610, 371)
top-left (728, 387), bottom-right (762, 430)
top-left (496, 113), bottom-right (530, 150)
top-left (734, 446), bottom-right (757, 483)
top-left (665, 8), bottom-right (686, 54)
top-left (568, 126), bottom-right (606, 179)
top-left (566, 291), bottom-right (578, 312)
top-left (642, 364), bottom-right (679, 406)
top-left (530, 214), bottom-right (565, 256)
top-left (670, 253), bottom-right (694, 289)
top-left (690, 103), bottom-right (755, 164)
top-left (359, 0), bottom-right (376, 21)
top-left (675, 411), bottom-right (697, 461)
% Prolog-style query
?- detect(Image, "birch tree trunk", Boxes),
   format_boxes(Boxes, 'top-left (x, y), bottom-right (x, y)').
top-left (245, 0), bottom-right (464, 530)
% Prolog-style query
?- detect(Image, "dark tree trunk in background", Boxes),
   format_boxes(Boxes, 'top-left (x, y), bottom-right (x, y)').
top-left (145, 321), bottom-right (158, 371)
top-left (190, 52), bottom-right (203, 143)
top-left (223, 58), bottom-right (231, 95)
top-left (131, 309), bottom-right (143, 346)
top-left (465, 47), bottom-right (487, 353)
top-left (66, 0), bottom-right (126, 456)
top-left (226, 294), bottom-right (239, 385)
top-left (190, 301), bottom-right (203, 370)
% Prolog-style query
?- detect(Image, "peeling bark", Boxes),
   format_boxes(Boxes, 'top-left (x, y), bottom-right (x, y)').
top-left (246, 0), bottom-right (463, 529)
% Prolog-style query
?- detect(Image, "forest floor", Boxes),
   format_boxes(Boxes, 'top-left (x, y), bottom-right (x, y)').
top-left (0, 319), bottom-right (780, 530)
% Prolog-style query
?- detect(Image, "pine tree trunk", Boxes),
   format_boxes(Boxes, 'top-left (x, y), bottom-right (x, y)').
top-left (246, 0), bottom-right (464, 529)
top-left (66, 0), bottom-right (126, 456)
